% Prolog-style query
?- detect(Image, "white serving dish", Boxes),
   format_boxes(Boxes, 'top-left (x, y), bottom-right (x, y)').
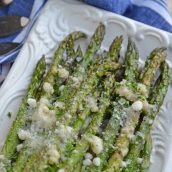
top-left (0, 0), bottom-right (172, 171)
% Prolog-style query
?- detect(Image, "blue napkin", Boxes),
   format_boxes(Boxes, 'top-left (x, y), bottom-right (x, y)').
top-left (0, 0), bottom-right (46, 83)
top-left (84, 0), bottom-right (172, 32)
top-left (0, 0), bottom-right (172, 84)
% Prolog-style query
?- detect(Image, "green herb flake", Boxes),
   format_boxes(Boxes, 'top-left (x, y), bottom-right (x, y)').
top-left (7, 112), bottom-right (12, 118)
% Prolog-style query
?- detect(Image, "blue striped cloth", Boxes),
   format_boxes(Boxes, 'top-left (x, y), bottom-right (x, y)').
top-left (0, 0), bottom-right (172, 83)
top-left (0, 0), bottom-right (46, 83)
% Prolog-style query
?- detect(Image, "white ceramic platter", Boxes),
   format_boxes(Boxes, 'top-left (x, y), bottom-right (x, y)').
top-left (0, 0), bottom-right (172, 171)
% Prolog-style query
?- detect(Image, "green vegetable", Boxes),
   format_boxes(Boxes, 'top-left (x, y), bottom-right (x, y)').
top-left (122, 62), bottom-right (171, 172)
top-left (12, 32), bottom-right (86, 172)
top-left (105, 47), bottom-right (167, 172)
top-left (85, 38), bottom-right (139, 172)
top-left (59, 74), bottom-right (116, 172)
top-left (2, 56), bottom-right (46, 160)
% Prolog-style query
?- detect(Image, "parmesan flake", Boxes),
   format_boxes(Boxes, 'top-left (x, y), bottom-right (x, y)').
top-left (83, 159), bottom-right (92, 166)
top-left (27, 98), bottom-right (37, 108)
top-left (93, 157), bottom-right (101, 166)
top-left (132, 101), bottom-right (143, 111)
top-left (58, 68), bottom-right (69, 79)
top-left (18, 129), bottom-right (31, 141)
top-left (89, 135), bottom-right (103, 154)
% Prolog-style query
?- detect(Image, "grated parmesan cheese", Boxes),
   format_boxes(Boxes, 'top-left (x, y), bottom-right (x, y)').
top-left (70, 76), bottom-right (83, 88)
top-left (87, 96), bottom-right (99, 112)
top-left (121, 161), bottom-right (127, 168)
top-left (31, 103), bottom-right (56, 129)
top-left (47, 145), bottom-right (60, 165)
top-left (121, 148), bottom-right (129, 157)
top-left (43, 82), bottom-right (54, 94)
top-left (64, 113), bottom-right (72, 119)
top-left (116, 86), bottom-right (137, 102)
top-left (132, 101), bottom-right (143, 111)
top-left (58, 169), bottom-right (66, 172)
top-left (138, 83), bottom-right (148, 97)
top-left (55, 125), bottom-right (73, 142)
top-left (85, 153), bottom-right (93, 160)
top-left (16, 144), bottom-right (23, 152)
top-left (54, 101), bottom-right (65, 110)
top-left (93, 157), bottom-right (101, 166)
top-left (59, 85), bottom-right (65, 92)
top-left (0, 162), bottom-right (6, 172)
top-left (0, 155), bottom-right (5, 160)
top-left (89, 135), bottom-right (103, 154)
top-left (40, 97), bottom-right (51, 107)
top-left (148, 119), bottom-right (154, 125)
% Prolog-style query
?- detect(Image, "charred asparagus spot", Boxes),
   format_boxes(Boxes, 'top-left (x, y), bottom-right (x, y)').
top-left (42, 31), bottom-right (86, 99)
top-left (51, 23), bottom-right (105, 108)
top-left (121, 62), bottom-right (171, 172)
top-left (2, 56), bottom-right (46, 160)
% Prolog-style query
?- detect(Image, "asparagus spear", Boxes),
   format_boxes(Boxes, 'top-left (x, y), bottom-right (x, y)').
top-left (124, 38), bottom-right (139, 81)
top-left (122, 62), bottom-right (171, 172)
top-left (15, 24), bottom-right (106, 171)
top-left (105, 48), bottom-right (167, 172)
top-left (41, 31), bottom-right (86, 100)
top-left (53, 37), bottom-right (84, 97)
top-left (64, 62), bottom-right (122, 151)
top-left (32, 36), bottom-right (123, 171)
top-left (83, 38), bottom-right (138, 172)
top-left (1, 56), bottom-right (46, 160)
top-left (50, 23), bottom-right (105, 110)
top-left (56, 36), bottom-right (123, 161)
top-left (138, 62), bottom-right (170, 172)
top-left (107, 35), bottom-right (123, 61)
top-left (140, 134), bottom-right (152, 172)
top-left (140, 48), bottom-right (166, 91)
top-left (11, 32), bottom-right (86, 172)
top-left (58, 74), bottom-right (116, 172)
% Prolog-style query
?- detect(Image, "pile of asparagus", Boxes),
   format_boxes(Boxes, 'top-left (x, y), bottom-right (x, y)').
top-left (0, 23), bottom-right (171, 172)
